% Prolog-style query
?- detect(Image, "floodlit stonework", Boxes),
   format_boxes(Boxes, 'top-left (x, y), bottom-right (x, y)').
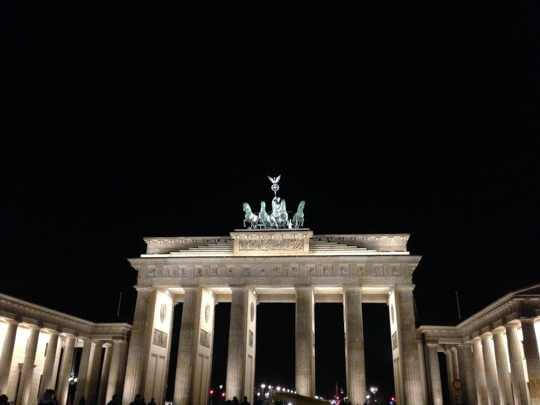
top-left (0, 294), bottom-right (130, 405)
top-left (418, 284), bottom-right (540, 405)
top-left (125, 229), bottom-right (425, 405)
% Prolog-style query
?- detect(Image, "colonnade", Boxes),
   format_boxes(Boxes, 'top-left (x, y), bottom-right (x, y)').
top-left (0, 318), bottom-right (128, 405)
top-left (122, 285), bottom-right (425, 405)
top-left (425, 318), bottom-right (540, 405)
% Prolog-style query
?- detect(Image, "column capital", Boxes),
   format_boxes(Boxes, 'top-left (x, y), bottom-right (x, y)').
top-left (42, 326), bottom-right (59, 335)
top-left (2, 317), bottom-right (19, 325)
top-left (102, 342), bottom-right (113, 349)
top-left (506, 319), bottom-right (521, 329)
top-left (77, 336), bottom-right (92, 344)
top-left (21, 318), bottom-right (41, 329)
top-left (394, 284), bottom-right (415, 292)
top-left (480, 331), bottom-right (493, 339)
top-left (493, 326), bottom-right (506, 335)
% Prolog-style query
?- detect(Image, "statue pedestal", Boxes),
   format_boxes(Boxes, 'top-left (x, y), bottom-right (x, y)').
top-left (230, 229), bottom-right (313, 256)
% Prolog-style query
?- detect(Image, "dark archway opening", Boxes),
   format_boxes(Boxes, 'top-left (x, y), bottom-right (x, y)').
top-left (363, 304), bottom-right (395, 401)
top-left (315, 303), bottom-right (346, 399)
top-left (255, 303), bottom-right (295, 390)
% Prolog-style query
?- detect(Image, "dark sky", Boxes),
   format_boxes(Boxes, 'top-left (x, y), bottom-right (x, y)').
top-left (5, 0), bottom-right (540, 399)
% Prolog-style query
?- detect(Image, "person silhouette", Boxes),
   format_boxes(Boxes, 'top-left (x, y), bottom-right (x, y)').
top-left (130, 394), bottom-right (145, 405)
top-left (39, 389), bottom-right (58, 405)
top-left (0, 395), bottom-right (9, 405)
top-left (240, 396), bottom-right (249, 405)
top-left (107, 394), bottom-right (121, 405)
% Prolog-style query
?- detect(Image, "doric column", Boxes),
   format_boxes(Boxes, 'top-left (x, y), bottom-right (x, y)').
top-left (427, 344), bottom-right (443, 405)
top-left (493, 327), bottom-right (514, 405)
top-left (58, 334), bottom-right (76, 405)
top-left (445, 349), bottom-right (456, 405)
top-left (0, 319), bottom-right (19, 394)
top-left (98, 343), bottom-right (113, 405)
top-left (450, 347), bottom-right (463, 404)
top-left (87, 341), bottom-right (104, 405)
top-left (472, 337), bottom-right (490, 404)
top-left (388, 286), bottom-right (425, 404)
top-left (226, 287), bottom-right (257, 403)
top-left (174, 288), bottom-right (216, 405)
top-left (124, 288), bottom-right (173, 405)
top-left (343, 287), bottom-right (366, 405)
top-left (481, 332), bottom-right (502, 404)
top-left (122, 288), bottom-right (154, 405)
top-left (522, 319), bottom-right (540, 403)
top-left (16, 324), bottom-right (40, 405)
top-left (506, 321), bottom-right (530, 405)
top-left (457, 344), bottom-right (477, 405)
top-left (74, 338), bottom-right (92, 405)
top-left (418, 341), bottom-right (428, 404)
top-left (106, 340), bottom-right (128, 403)
top-left (295, 286), bottom-right (315, 397)
top-left (40, 330), bottom-right (59, 397)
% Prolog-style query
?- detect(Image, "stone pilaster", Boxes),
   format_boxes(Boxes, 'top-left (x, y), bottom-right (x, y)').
top-left (226, 287), bottom-right (257, 403)
top-left (457, 344), bottom-right (477, 405)
top-left (418, 341), bottom-right (428, 404)
top-left (450, 347), bottom-right (463, 404)
top-left (343, 287), bottom-right (366, 405)
top-left (295, 286), bottom-right (315, 398)
top-left (98, 343), bottom-right (113, 405)
top-left (122, 288), bottom-right (155, 405)
top-left (74, 338), bottom-right (92, 405)
top-left (445, 349), bottom-right (456, 405)
top-left (522, 319), bottom-right (540, 404)
top-left (40, 330), bottom-right (59, 397)
top-left (87, 341), bottom-right (104, 405)
top-left (388, 286), bottom-right (425, 404)
top-left (106, 340), bottom-right (128, 403)
top-left (481, 332), bottom-right (502, 404)
top-left (174, 288), bottom-right (216, 405)
top-left (427, 344), bottom-right (443, 405)
top-left (505, 322), bottom-right (530, 405)
top-left (472, 337), bottom-right (490, 404)
top-left (16, 324), bottom-right (40, 405)
top-left (0, 319), bottom-right (18, 394)
top-left (50, 337), bottom-right (63, 392)
top-left (57, 334), bottom-right (76, 405)
top-left (493, 328), bottom-right (514, 405)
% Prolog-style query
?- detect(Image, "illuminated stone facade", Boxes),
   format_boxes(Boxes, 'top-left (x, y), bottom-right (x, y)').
top-left (0, 294), bottom-right (130, 405)
top-left (418, 284), bottom-right (540, 405)
top-left (124, 229), bottom-right (425, 405)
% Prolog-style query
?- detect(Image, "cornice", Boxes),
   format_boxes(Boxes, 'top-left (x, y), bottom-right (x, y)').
top-left (0, 293), bottom-right (131, 340)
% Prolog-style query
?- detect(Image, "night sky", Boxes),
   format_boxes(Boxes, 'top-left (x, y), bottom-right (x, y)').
top-left (6, 0), bottom-right (540, 400)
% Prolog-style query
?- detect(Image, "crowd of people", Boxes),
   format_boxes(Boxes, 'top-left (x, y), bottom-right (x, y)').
top-left (223, 397), bottom-right (251, 405)
top-left (0, 390), bottom-right (147, 405)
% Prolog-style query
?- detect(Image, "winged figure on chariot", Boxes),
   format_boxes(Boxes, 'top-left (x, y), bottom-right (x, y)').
top-left (242, 175), bottom-right (306, 229)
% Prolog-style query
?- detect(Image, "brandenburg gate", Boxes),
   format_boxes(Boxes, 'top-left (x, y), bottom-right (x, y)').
top-left (122, 177), bottom-right (425, 405)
